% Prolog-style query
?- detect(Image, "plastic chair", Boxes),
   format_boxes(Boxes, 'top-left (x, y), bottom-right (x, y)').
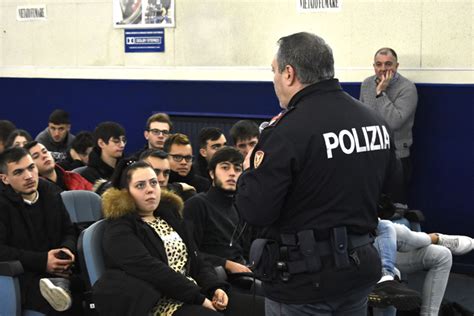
top-left (60, 190), bottom-right (102, 227)
top-left (71, 166), bottom-right (88, 175)
top-left (76, 220), bottom-right (106, 314)
top-left (78, 220), bottom-right (106, 288)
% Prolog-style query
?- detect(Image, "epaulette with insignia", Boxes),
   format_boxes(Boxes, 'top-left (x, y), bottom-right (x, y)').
top-left (269, 107), bottom-right (295, 127)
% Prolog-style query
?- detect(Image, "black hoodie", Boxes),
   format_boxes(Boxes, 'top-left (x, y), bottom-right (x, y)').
top-left (81, 147), bottom-right (117, 184)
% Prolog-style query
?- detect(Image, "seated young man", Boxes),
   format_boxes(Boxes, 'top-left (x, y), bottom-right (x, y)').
top-left (139, 149), bottom-right (196, 201)
top-left (25, 141), bottom-right (92, 191)
top-left (35, 109), bottom-right (75, 162)
top-left (229, 120), bottom-right (259, 158)
top-left (81, 121), bottom-right (126, 186)
top-left (144, 113), bottom-right (173, 150)
top-left (163, 133), bottom-right (210, 193)
top-left (184, 147), bottom-right (252, 275)
top-left (193, 127), bottom-right (227, 181)
top-left (133, 113), bottom-right (174, 160)
top-left (57, 131), bottom-right (94, 171)
top-left (0, 147), bottom-right (78, 313)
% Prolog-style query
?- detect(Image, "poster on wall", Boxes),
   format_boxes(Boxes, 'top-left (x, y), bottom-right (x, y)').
top-left (113, 0), bottom-right (175, 28)
top-left (297, 0), bottom-right (342, 12)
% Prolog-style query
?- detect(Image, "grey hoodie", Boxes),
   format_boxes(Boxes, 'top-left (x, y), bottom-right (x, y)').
top-left (35, 127), bottom-right (75, 161)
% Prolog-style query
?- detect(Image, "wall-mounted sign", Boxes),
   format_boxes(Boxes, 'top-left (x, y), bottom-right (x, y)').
top-left (114, 0), bottom-right (175, 29)
top-left (297, 0), bottom-right (342, 12)
top-left (17, 5), bottom-right (47, 21)
top-left (125, 29), bottom-right (165, 53)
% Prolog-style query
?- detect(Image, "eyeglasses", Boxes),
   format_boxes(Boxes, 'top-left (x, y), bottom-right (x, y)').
top-left (153, 168), bottom-right (171, 177)
top-left (169, 154), bottom-right (194, 163)
top-left (110, 137), bottom-right (127, 145)
top-left (148, 129), bottom-right (170, 136)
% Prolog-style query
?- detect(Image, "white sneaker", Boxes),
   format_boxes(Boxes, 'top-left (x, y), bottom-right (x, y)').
top-left (437, 234), bottom-right (474, 255)
top-left (39, 278), bottom-right (72, 311)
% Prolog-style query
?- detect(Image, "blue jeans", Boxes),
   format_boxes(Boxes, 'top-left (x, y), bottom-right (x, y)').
top-left (374, 221), bottom-right (452, 316)
top-left (265, 286), bottom-right (372, 316)
top-left (375, 220), bottom-right (398, 278)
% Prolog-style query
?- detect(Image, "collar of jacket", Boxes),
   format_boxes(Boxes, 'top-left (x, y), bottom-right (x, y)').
top-left (169, 167), bottom-right (196, 184)
top-left (287, 78), bottom-right (343, 110)
top-left (102, 187), bottom-right (184, 220)
top-left (206, 185), bottom-right (234, 208)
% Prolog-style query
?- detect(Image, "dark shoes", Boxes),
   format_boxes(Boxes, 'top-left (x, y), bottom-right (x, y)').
top-left (368, 280), bottom-right (421, 311)
top-left (39, 278), bottom-right (72, 311)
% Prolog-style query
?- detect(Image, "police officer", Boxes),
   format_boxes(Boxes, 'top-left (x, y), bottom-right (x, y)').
top-left (235, 32), bottom-right (401, 315)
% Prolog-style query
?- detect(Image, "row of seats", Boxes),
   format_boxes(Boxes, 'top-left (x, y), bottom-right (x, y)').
top-left (0, 190), bottom-right (259, 315)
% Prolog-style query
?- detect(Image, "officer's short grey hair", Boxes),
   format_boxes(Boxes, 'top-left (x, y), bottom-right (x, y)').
top-left (276, 32), bottom-right (335, 85)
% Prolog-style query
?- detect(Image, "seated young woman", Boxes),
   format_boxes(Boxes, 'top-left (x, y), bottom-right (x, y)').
top-left (97, 159), bottom-right (264, 316)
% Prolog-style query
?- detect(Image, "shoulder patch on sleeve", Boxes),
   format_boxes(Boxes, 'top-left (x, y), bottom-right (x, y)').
top-left (254, 150), bottom-right (265, 169)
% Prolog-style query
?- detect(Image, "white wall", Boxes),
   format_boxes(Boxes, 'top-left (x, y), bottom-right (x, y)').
top-left (0, 0), bottom-right (473, 83)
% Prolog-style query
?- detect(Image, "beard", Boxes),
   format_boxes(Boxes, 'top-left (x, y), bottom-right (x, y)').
top-left (213, 178), bottom-right (236, 195)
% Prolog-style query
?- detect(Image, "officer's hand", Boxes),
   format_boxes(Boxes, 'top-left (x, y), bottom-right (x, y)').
top-left (243, 147), bottom-right (255, 170)
top-left (225, 260), bottom-right (252, 274)
top-left (376, 70), bottom-right (393, 95)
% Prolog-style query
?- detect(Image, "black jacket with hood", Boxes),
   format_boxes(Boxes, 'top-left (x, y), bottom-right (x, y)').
top-left (81, 147), bottom-right (116, 185)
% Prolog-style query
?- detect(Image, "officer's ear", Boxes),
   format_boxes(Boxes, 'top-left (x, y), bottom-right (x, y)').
top-left (284, 65), bottom-right (297, 86)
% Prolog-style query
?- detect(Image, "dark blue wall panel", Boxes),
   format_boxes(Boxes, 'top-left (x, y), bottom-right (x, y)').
top-left (0, 77), bottom-right (472, 265)
top-left (0, 78), bottom-right (280, 151)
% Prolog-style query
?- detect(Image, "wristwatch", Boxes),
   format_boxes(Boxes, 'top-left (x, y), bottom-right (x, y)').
top-left (376, 91), bottom-right (386, 98)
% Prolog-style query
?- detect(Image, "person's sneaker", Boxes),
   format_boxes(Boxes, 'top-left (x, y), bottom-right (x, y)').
top-left (437, 234), bottom-right (474, 255)
top-left (39, 278), bottom-right (72, 312)
top-left (368, 280), bottom-right (421, 311)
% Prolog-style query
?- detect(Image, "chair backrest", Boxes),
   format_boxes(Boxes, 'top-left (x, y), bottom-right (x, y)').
top-left (71, 165), bottom-right (88, 175)
top-left (78, 220), bottom-right (106, 287)
top-left (61, 190), bottom-right (102, 223)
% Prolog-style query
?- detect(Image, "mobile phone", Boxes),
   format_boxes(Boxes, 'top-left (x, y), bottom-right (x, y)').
top-left (57, 250), bottom-right (71, 260)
